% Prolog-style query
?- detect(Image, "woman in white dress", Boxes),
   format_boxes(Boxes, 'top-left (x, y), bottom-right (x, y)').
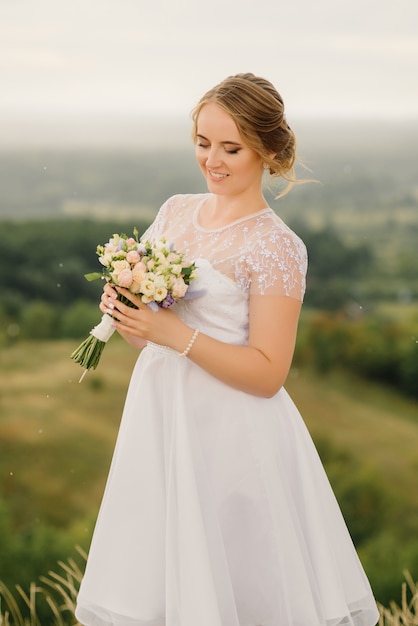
top-left (75, 73), bottom-right (379, 626)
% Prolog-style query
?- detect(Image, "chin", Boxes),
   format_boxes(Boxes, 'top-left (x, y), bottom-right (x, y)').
top-left (207, 184), bottom-right (227, 196)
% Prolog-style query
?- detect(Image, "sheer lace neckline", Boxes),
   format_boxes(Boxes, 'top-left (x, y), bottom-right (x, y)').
top-left (193, 194), bottom-right (272, 233)
top-left (142, 193), bottom-right (307, 300)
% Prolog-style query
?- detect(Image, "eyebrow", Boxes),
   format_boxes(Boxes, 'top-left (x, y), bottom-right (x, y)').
top-left (196, 134), bottom-right (242, 146)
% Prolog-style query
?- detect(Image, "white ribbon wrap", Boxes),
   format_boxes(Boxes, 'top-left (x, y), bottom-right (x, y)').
top-left (90, 314), bottom-right (116, 343)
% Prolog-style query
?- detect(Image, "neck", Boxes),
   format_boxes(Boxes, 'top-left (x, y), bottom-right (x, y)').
top-left (199, 192), bottom-right (269, 230)
top-left (213, 191), bottom-right (268, 216)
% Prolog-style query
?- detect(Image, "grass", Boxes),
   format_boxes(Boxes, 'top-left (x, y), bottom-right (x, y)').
top-left (0, 549), bottom-right (85, 626)
top-left (378, 572), bottom-right (418, 625)
top-left (286, 367), bottom-right (418, 499)
top-left (0, 558), bottom-right (416, 625)
top-left (0, 338), bottom-right (138, 527)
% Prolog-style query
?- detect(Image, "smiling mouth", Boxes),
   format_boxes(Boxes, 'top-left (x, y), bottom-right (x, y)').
top-left (208, 170), bottom-right (229, 180)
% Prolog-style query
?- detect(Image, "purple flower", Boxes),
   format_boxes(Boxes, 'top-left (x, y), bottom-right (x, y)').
top-left (160, 292), bottom-right (175, 308)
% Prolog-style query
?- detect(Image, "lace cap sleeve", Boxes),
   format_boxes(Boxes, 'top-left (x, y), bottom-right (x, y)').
top-left (245, 221), bottom-right (308, 301)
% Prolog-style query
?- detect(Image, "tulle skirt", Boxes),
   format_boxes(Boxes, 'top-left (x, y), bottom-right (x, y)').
top-left (75, 343), bottom-right (379, 626)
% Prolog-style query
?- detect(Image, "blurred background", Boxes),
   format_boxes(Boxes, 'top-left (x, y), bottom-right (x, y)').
top-left (0, 0), bottom-right (417, 622)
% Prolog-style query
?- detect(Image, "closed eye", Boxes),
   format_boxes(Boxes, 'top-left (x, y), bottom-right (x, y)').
top-left (196, 143), bottom-right (240, 155)
top-left (196, 134), bottom-right (242, 154)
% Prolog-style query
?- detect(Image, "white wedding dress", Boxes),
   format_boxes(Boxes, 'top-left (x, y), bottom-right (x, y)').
top-left (75, 194), bottom-right (379, 626)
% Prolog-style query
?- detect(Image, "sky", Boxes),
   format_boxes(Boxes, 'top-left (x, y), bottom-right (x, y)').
top-left (0, 0), bottom-right (417, 142)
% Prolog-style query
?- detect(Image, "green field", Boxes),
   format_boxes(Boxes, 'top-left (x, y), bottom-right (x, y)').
top-left (0, 339), bottom-right (138, 528)
top-left (1, 338), bottom-right (417, 609)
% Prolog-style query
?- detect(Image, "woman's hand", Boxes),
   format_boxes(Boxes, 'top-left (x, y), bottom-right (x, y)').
top-left (99, 283), bottom-right (145, 349)
top-left (100, 283), bottom-right (193, 352)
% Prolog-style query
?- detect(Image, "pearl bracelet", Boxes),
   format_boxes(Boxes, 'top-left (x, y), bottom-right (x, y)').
top-left (179, 328), bottom-right (199, 357)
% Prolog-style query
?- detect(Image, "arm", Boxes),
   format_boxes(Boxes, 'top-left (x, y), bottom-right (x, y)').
top-left (105, 284), bottom-right (302, 398)
top-left (186, 294), bottom-right (302, 397)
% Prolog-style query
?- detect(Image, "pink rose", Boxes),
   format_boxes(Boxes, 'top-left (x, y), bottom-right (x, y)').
top-left (116, 269), bottom-right (133, 288)
top-left (172, 278), bottom-right (188, 298)
top-left (132, 261), bottom-right (146, 283)
top-left (130, 281), bottom-right (141, 294)
top-left (126, 250), bottom-right (140, 264)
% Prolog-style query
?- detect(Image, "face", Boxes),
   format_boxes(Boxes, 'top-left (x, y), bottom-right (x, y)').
top-left (195, 102), bottom-right (264, 199)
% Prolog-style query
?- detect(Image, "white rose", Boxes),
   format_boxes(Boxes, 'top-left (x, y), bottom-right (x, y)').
top-left (111, 260), bottom-right (130, 274)
top-left (99, 253), bottom-right (112, 267)
top-left (167, 252), bottom-right (180, 264)
top-left (155, 239), bottom-right (167, 251)
top-left (171, 264), bottom-right (182, 276)
top-left (156, 257), bottom-right (170, 271)
top-left (154, 286), bottom-right (168, 302)
top-left (153, 274), bottom-right (167, 289)
top-left (140, 279), bottom-right (156, 297)
top-left (154, 251), bottom-right (166, 264)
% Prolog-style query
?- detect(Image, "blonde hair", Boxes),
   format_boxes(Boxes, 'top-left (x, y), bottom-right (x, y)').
top-left (192, 73), bottom-right (300, 197)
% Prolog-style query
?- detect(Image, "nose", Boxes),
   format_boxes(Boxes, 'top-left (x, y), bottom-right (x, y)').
top-left (205, 147), bottom-right (223, 168)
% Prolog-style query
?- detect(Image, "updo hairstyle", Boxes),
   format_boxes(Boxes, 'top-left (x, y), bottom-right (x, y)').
top-left (192, 73), bottom-right (298, 196)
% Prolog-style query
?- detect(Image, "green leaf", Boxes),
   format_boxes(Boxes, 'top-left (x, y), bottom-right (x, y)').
top-left (84, 272), bottom-right (103, 282)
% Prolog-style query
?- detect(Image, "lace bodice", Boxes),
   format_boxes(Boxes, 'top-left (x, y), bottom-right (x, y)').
top-left (143, 193), bottom-right (307, 300)
top-left (142, 194), bottom-right (308, 345)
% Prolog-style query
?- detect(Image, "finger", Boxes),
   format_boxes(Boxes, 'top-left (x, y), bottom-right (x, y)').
top-left (104, 283), bottom-right (117, 298)
top-left (115, 286), bottom-right (143, 309)
top-left (112, 296), bottom-right (141, 318)
top-left (112, 308), bottom-right (139, 330)
top-left (100, 292), bottom-right (114, 312)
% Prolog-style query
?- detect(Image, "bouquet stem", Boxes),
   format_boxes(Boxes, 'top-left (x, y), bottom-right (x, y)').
top-left (71, 295), bottom-right (138, 382)
top-left (70, 314), bottom-right (115, 381)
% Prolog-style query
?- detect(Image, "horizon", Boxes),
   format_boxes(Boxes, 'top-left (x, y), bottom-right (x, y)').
top-left (2, 113), bottom-right (418, 151)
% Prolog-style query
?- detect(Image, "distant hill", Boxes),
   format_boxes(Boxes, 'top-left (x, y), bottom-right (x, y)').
top-left (0, 118), bottom-right (416, 234)
top-left (0, 119), bottom-right (416, 298)
top-left (1, 112), bottom-right (417, 153)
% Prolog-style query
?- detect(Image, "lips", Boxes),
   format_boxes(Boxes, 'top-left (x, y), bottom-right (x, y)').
top-left (208, 170), bottom-right (228, 180)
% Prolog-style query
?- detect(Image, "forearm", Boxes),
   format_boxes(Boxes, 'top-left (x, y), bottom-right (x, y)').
top-left (173, 296), bottom-right (300, 397)
top-left (185, 333), bottom-right (290, 398)
top-left (106, 288), bottom-right (299, 395)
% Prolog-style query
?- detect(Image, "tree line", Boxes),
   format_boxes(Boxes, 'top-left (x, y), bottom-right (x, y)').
top-left (1, 218), bottom-right (416, 399)
top-left (1, 217), bottom-right (372, 312)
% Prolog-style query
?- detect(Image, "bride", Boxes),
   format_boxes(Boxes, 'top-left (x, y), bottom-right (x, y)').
top-left (75, 72), bottom-right (379, 626)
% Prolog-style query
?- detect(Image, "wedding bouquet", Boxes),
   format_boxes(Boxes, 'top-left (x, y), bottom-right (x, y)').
top-left (71, 229), bottom-right (197, 381)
